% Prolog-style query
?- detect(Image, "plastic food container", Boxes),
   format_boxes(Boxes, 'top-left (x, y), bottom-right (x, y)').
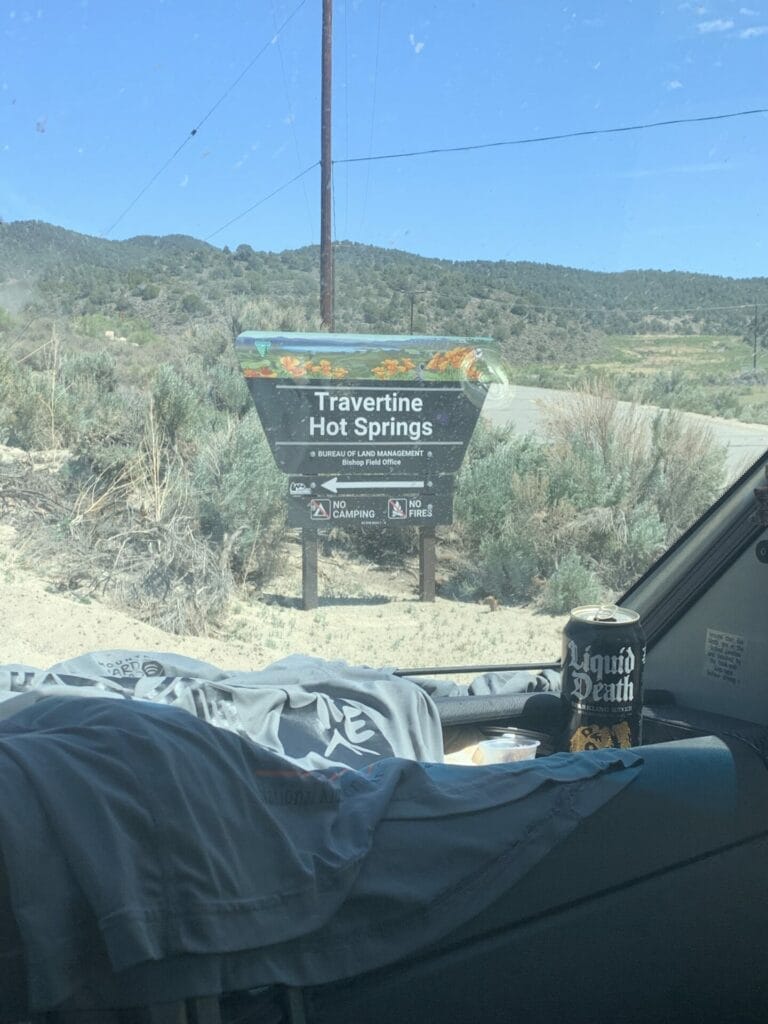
top-left (483, 725), bottom-right (553, 756)
top-left (472, 734), bottom-right (541, 765)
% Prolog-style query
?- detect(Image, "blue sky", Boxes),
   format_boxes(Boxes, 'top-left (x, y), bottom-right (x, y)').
top-left (1, 0), bottom-right (766, 276)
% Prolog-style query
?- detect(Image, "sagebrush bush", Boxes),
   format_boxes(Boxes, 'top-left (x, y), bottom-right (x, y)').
top-left (0, 337), bottom-right (289, 633)
top-left (451, 389), bottom-right (726, 612)
top-left (0, 339), bottom-right (132, 451)
top-left (204, 362), bottom-right (252, 417)
top-left (191, 413), bottom-right (285, 585)
top-left (151, 363), bottom-right (202, 446)
top-left (475, 532), bottom-right (540, 603)
top-left (0, 353), bottom-right (40, 448)
top-left (61, 350), bottom-right (118, 392)
top-left (537, 551), bottom-right (604, 615)
top-left (0, 306), bottom-right (15, 333)
top-left (613, 369), bottom-right (743, 420)
top-left (330, 524), bottom-right (419, 563)
top-left (45, 407), bottom-right (286, 633)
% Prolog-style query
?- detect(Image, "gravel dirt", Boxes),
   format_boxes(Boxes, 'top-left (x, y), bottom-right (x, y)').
top-left (0, 523), bottom-right (567, 674)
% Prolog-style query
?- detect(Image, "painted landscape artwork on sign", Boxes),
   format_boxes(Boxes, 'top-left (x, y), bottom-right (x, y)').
top-left (234, 331), bottom-right (502, 383)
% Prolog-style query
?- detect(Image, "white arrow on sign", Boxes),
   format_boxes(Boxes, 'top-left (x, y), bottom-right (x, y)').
top-left (321, 477), bottom-right (425, 494)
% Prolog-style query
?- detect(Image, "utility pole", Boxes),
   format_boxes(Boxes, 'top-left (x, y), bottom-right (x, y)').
top-left (754, 302), bottom-right (759, 371)
top-left (320, 0), bottom-right (334, 330)
top-left (304, 0), bottom-right (334, 610)
top-left (394, 287), bottom-right (426, 333)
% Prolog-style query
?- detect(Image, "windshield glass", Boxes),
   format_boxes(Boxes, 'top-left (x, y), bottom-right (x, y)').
top-left (1, 2), bottom-right (766, 673)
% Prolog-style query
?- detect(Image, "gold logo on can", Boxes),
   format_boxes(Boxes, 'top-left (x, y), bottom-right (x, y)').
top-left (569, 720), bottom-right (632, 752)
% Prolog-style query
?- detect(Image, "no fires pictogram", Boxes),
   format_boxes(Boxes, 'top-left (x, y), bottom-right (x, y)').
top-left (388, 498), bottom-right (408, 519)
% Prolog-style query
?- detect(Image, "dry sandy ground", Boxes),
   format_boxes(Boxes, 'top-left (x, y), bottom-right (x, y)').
top-left (0, 524), bottom-right (567, 674)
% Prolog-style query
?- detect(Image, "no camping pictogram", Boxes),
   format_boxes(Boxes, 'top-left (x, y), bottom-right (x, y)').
top-left (388, 498), bottom-right (408, 519)
top-left (310, 498), bottom-right (331, 520)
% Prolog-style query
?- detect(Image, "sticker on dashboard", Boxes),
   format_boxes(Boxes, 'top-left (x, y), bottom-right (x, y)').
top-left (703, 628), bottom-right (746, 687)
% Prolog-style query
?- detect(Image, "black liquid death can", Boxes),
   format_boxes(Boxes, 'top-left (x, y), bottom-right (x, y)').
top-left (560, 605), bottom-right (646, 752)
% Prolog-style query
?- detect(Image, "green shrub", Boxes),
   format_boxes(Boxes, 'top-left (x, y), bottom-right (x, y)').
top-left (454, 427), bottom-right (548, 543)
top-left (135, 282), bottom-right (160, 301)
top-left (75, 313), bottom-right (117, 339)
top-left (0, 306), bottom-right (15, 333)
top-left (151, 363), bottom-right (201, 445)
top-left (191, 413), bottom-right (285, 585)
top-left (537, 551), bottom-right (605, 614)
top-left (180, 292), bottom-right (208, 317)
top-left (331, 524), bottom-right (419, 564)
top-left (61, 350), bottom-right (117, 392)
top-left (475, 532), bottom-right (540, 603)
top-left (204, 362), bottom-right (252, 417)
top-left (450, 390), bottom-right (726, 606)
top-left (0, 353), bottom-right (40, 448)
top-left (17, 397), bottom-right (287, 633)
top-left (0, 340), bottom-right (101, 450)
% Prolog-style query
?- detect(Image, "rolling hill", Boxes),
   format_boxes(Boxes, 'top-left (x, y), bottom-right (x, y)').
top-left (2, 220), bottom-right (767, 377)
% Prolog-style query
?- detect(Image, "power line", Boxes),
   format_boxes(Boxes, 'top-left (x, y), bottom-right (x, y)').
top-left (191, 0), bottom-right (310, 137)
top-left (101, 0), bottom-right (311, 239)
top-left (205, 162), bottom-right (319, 241)
top-left (334, 107), bottom-right (768, 166)
top-left (101, 140), bottom-right (192, 240)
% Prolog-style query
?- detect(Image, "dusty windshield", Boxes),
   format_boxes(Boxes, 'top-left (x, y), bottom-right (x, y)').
top-left (0, 2), bottom-right (766, 673)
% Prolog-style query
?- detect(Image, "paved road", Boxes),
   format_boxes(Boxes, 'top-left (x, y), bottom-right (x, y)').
top-left (483, 384), bottom-right (768, 482)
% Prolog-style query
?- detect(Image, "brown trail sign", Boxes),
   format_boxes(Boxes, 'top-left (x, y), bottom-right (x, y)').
top-left (235, 331), bottom-right (501, 608)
